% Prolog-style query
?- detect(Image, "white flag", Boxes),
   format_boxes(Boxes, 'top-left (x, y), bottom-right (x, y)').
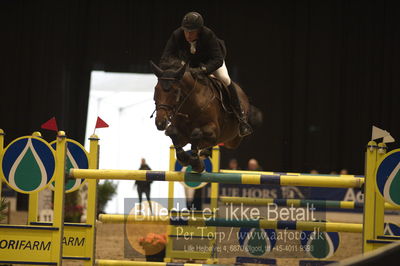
top-left (383, 135), bottom-right (395, 143)
top-left (372, 126), bottom-right (390, 140)
top-left (372, 126), bottom-right (395, 143)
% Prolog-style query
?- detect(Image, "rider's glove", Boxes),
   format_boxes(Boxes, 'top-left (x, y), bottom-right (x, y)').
top-left (199, 64), bottom-right (207, 73)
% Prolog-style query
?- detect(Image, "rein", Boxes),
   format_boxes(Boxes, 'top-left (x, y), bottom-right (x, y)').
top-left (174, 78), bottom-right (198, 118)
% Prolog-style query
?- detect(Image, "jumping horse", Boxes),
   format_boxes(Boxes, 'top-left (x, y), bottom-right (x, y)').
top-left (150, 59), bottom-right (261, 172)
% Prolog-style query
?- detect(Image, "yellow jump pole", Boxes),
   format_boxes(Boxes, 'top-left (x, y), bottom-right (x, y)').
top-left (207, 146), bottom-right (220, 264)
top-left (374, 143), bottom-right (387, 236)
top-left (52, 131), bottom-right (68, 265)
top-left (99, 214), bottom-right (363, 233)
top-left (168, 145), bottom-right (175, 211)
top-left (220, 196), bottom-right (400, 210)
top-left (221, 169), bottom-right (363, 178)
top-left (210, 146), bottom-right (220, 213)
top-left (0, 129), bottom-right (4, 200)
top-left (70, 169), bottom-right (364, 188)
top-left (83, 134), bottom-right (100, 266)
top-left (165, 146), bottom-right (176, 263)
top-left (363, 141), bottom-right (378, 252)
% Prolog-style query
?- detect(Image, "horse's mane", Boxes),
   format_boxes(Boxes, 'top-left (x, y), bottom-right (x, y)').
top-left (159, 57), bottom-right (186, 71)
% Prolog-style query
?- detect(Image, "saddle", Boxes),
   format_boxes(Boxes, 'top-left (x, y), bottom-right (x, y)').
top-left (205, 75), bottom-right (234, 113)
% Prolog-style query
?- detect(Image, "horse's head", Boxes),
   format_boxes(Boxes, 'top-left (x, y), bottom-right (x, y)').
top-left (150, 60), bottom-right (187, 130)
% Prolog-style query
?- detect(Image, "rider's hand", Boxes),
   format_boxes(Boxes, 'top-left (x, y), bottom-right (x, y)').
top-left (190, 67), bottom-right (205, 80)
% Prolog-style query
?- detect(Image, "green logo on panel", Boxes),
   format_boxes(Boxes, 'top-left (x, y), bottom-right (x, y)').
top-left (0, 136), bottom-right (55, 193)
top-left (376, 150), bottom-right (400, 206)
top-left (49, 139), bottom-right (89, 193)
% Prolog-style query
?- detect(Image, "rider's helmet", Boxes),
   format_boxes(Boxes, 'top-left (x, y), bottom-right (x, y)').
top-left (181, 12), bottom-right (204, 32)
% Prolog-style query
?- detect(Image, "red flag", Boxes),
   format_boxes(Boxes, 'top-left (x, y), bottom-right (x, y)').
top-left (95, 117), bottom-right (109, 129)
top-left (41, 117), bottom-right (58, 131)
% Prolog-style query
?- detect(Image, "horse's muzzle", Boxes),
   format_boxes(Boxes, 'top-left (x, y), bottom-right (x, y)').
top-left (155, 114), bottom-right (169, 130)
top-left (156, 120), bottom-right (167, 130)
top-left (155, 109), bottom-right (171, 130)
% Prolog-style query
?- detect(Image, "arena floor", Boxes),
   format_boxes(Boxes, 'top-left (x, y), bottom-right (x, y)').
top-left (8, 211), bottom-right (400, 266)
top-left (94, 211), bottom-right (366, 265)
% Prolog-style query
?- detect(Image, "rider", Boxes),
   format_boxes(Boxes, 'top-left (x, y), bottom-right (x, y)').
top-left (160, 11), bottom-right (253, 137)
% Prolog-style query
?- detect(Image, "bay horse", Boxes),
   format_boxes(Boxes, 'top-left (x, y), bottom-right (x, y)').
top-left (150, 59), bottom-right (261, 172)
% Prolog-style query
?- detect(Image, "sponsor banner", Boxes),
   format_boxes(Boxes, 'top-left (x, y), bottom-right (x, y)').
top-left (205, 184), bottom-right (364, 212)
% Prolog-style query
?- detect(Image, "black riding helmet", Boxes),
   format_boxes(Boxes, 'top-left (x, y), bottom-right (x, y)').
top-left (181, 12), bottom-right (204, 32)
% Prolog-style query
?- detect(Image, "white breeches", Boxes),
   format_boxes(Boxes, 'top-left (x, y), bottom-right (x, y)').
top-left (212, 61), bottom-right (231, 87)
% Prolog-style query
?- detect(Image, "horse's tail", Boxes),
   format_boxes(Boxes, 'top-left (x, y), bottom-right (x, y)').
top-left (248, 105), bottom-right (263, 128)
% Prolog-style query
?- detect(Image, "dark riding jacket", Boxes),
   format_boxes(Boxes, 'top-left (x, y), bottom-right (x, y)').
top-left (160, 26), bottom-right (226, 74)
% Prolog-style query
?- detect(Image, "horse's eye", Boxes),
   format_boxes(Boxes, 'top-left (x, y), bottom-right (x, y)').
top-left (162, 86), bottom-right (172, 92)
top-left (160, 80), bottom-right (173, 92)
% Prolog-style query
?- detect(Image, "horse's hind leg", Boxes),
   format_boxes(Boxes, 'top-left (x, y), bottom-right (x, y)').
top-left (201, 123), bottom-right (218, 144)
top-left (197, 123), bottom-right (217, 160)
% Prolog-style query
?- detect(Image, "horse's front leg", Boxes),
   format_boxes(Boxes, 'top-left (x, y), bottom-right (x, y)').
top-left (189, 128), bottom-right (205, 172)
top-left (166, 125), bottom-right (191, 166)
top-left (201, 122), bottom-right (219, 145)
top-left (189, 144), bottom-right (205, 172)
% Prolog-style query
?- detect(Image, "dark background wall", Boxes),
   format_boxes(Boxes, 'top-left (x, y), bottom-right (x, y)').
top-left (1, 0), bottom-right (399, 175)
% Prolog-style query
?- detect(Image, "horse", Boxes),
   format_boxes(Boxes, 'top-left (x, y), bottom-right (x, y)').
top-left (150, 59), bottom-right (262, 172)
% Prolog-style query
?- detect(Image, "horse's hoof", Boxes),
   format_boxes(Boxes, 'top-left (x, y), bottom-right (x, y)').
top-left (178, 158), bottom-right (191, 166)
top-left (192, 164), bottom-right (205, 173)
top-left (190, 157), bottom-right (205, 173)
top-left (176, 150), bottom-right (191, 166)
top-left (199, 148), bottom-right (211, 158)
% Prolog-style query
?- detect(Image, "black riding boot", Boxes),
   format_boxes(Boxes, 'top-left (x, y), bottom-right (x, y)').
top-left (227, 82), bottom-right (253, 137)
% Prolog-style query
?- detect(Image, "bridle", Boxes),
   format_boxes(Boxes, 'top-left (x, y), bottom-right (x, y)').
top-left (151, 76), bottom-right (198, 120)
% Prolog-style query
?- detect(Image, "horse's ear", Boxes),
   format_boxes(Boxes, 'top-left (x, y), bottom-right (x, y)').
top-left (175, 62), bottom-right (187, 79)
top-left (149, 61), bottom-right (163, 77)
